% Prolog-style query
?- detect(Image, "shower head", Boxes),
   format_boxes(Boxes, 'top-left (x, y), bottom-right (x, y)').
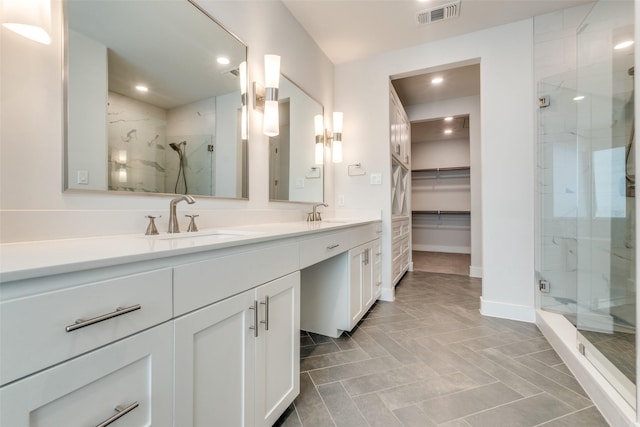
top-left (169, 141), bottom-right (187, 152)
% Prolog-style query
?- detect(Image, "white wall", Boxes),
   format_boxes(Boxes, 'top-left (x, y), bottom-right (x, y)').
top-left (0, 0), bottom-right (334, 242)
top-left (335, 20), bottom-right (536, 321)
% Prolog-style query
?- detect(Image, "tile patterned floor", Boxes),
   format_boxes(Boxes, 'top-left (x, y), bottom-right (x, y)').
top-left (274, 271), bottom-right (610, 427)
top-left (412, 251), bottom-right (470, 276)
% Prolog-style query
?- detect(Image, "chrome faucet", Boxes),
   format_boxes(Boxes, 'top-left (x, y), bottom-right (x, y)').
top-left (307, 203), bottom-right (328, 222)
top-left (168, 195), bottom-right (196, 233)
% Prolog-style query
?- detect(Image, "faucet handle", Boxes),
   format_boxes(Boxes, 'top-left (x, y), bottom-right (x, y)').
top-left (315, 212), bottom-right (322, 221)
top-left (306, 212), bottom-right (315, 222)
top-left (145, 215), bottom-right (160, 235)
top-left (185, 214), bottom-right (199, 232)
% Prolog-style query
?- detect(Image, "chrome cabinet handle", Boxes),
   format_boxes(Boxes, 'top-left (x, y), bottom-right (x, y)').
top-left (260, 296), bottom-right (270, 331)
top-left (249, 300), bottom-right (259, 337)
top-left (66, 304), bottom-right (141, 332)
top-left (327, 244), bottom-right (340, 250)
top-left (96, 401), bottom-right (139, 427)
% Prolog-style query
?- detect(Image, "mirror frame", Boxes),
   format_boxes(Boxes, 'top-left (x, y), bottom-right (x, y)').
top-left (269, 73), bottom-right (325, 204)
top-left (62, 0), bottom-right (250, 200)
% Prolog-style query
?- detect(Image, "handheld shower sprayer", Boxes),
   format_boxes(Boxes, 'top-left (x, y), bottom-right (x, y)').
top-left (169, 141), bottom-right (188, 194)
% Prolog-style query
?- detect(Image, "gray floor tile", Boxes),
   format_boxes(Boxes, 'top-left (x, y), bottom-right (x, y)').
top-left (418, 382), bottom-right (523, 424)
top-left (293, 373), bottom-right (335, 426)
top-left (463, 392), bottom-right (574, 427)
top-left (317, 382), bottom-right (368, 427)
top-left (393, 405), bottom-right (437, 427)
top-left (537, 405), bottom-right (610, 426)
top-left (352, 392), bottom-right (404, 427)
top-left (301, 342), bottom-right (343, 359)
top-left (308, 356), bottom-right (402, 385)
top-left (301, 348), bottom-right (372, 372)
top-left (273, 270), bottom-right (610, 427)
top-left (377, 372), bottom-right (479, 411)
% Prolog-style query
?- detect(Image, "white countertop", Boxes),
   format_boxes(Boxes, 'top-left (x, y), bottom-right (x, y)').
top-left (0, 219), bottom-right (379, 283)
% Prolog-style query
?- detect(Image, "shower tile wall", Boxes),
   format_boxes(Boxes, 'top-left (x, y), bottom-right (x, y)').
top-left (108, 91), bottom-right (168, 193)
top-left (107, 92), bottom-right (217, 195)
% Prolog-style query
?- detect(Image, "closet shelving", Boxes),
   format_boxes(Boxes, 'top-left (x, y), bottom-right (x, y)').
top-left (411, 165), bottom-right (471, 217)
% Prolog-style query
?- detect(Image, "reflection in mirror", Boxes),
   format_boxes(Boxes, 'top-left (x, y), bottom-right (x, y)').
top-left (269, 76), bottom-right (324, 203)
top-left (65, 0), bottom-right (248, 198)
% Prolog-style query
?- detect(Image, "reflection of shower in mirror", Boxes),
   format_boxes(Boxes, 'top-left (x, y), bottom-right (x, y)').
top-left (169, 141), bottom-right (188, 194)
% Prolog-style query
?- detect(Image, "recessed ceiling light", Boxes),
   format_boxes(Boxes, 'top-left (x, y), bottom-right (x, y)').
top-left (573, 95), bottom-right (585, 101)
top-left (431, 77), bottom-right (444, 84)
top-left (444, 129), bottom-right (453, 134)
top-left (444, 116), bottom-right (453, 121)
top-left (135, 85), bottom-right (149, 92)
top-left (217, 56), bottom-right (230, 65)
top-left (614, 40), bottom-right (634, 50)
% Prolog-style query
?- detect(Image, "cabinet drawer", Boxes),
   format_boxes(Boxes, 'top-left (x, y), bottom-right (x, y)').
top-left (391, 240), bottom-right (402, 261)
top-left (173, 242), bottom-right (299, 315)
top-left (299, 230), bottom-right (351, 269)
top-left (0, 322), bottom-right (173, 427)
top-left (401, 236), bottom-right (410, 255)
top-left (1, 269), bottom-right (172, 386)
top-left (392, 218), bottom-right (409, 240)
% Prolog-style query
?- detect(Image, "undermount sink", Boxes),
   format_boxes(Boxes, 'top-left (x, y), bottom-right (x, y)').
top-left (321, 219), bottom-right (352, 224)
top-left (153, 229), bottom-right (261, 240)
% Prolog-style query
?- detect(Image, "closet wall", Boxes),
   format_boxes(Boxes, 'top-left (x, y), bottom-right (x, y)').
top-left (411, 118), bottom-right (471, 254)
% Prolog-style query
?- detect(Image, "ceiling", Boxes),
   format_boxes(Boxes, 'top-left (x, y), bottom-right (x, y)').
top-left (281, 0), bottom-right (594, 65)
top-left (412, 115), bottom-right (470, 143)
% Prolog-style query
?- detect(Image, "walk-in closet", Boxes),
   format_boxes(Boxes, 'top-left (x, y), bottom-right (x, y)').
top-left (391, 63), bottom-right (481, 277)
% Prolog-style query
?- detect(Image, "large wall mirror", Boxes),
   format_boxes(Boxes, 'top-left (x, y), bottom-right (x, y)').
top-left (269, 76), bottom-right (324, 203)
top-left (64, 0), bottom-right (248, 198)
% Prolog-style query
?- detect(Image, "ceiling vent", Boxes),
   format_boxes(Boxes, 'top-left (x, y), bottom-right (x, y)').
top-left (416, 1), bottom-right (461, 25)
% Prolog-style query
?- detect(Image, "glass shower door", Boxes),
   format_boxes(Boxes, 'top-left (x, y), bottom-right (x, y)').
top-left (538, 73), bottom-right (579, 323)
top-left (575, 0), bottom-right (636, 408)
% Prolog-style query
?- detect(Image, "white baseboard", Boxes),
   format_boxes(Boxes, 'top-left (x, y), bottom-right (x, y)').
top-left (469, 265), bottom-right (482, 278)
top-left (480, 297), bottom-right (536, 323)
top-left (536, 310), bottom-right (636, 427)
top-left (412, 244), bottom-right (471, 254)
top-left (379, 287), bottom-right (395, 302)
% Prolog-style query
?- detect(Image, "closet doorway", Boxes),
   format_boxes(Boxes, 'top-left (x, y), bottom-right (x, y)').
top-left (412, 116), bottom-right (471, 275)
top-left (391, 62), bottom-right (481, 277)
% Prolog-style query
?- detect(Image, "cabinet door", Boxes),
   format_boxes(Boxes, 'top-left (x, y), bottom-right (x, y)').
top-left (0, 322), bottom-right (173, 427)
top-left (175, 290), bottom-right (256, 427)
top-left (255, 272), bottom-right (300, 427)
top-left (361, 245), bottom-right (374, 310)
top-left (373, 239), bottom-right (382, 299)
top-left (349, 247), bottom-right (365, 328)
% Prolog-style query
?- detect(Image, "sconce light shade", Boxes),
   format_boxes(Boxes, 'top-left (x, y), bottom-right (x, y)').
top-left (264, 55), bottom-right (281, 88)
top-left (263, 54), bottom-right (281, 137)
top-left (332, 112), bottom-right (343, 163)
top-left (263, 100), bottom-right (279, 137)
top-left (314, 114), bottom-right (324, 165)
top-left (2, 0), bottom-right (51, 45)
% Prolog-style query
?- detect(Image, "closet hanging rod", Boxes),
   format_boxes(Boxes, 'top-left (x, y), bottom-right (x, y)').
top-left (412, 210), bottom-right (471, 215)
top-left (412, 166), bottom-right (470, 173)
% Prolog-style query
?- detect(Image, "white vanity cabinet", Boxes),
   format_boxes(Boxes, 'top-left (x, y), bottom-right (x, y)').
top-left (300, 223), bottom-right (381, 337)
top-left (174, 272), bottom-right (299, 427)
top-left (0, 321), bottom-right (174, 427)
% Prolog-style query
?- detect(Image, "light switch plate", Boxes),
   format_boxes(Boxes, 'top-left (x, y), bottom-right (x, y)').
top-left (370, 173), bottom-right (382, 185)
top-left (296, 178), bottom-right (305, 189)
top-left (77, 170), bottom-right (89, 185)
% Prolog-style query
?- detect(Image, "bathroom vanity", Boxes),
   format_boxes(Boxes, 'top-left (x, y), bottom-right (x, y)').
top-left (0, 219), bottom-right (380, 426)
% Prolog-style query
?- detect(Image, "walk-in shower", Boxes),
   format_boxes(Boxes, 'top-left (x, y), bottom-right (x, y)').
top-left (538, 0), bottom-right (636, 410)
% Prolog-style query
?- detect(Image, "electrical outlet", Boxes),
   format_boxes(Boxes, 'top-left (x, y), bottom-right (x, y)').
top-left (338, 195), bottom-right (345, 206)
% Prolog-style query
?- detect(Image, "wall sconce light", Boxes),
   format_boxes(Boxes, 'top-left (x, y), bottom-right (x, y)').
top-left (2, 0), bottom-right (52, 45)
top-left (314, 114), bottom-right (324, 165)
top-left (112, 149), bottom-right (128, 183)
top-left (332, 112), bottom-right (343, 163)
top-left (239, 61), bottom-right (248, 140)
top-left (253, 54), bottom-right (281, 137)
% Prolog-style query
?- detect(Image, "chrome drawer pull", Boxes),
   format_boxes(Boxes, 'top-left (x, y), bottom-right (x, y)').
top-left (260, 296), bottom-right (270, 331)
top-left (249, 300), bottom-right (259, 337)
top-left (96, 401), bottom-right (139, 427)
top-left (65, 304), bottom-right (141, 332)
top-left (327, 244), bottom-right (340, 250)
